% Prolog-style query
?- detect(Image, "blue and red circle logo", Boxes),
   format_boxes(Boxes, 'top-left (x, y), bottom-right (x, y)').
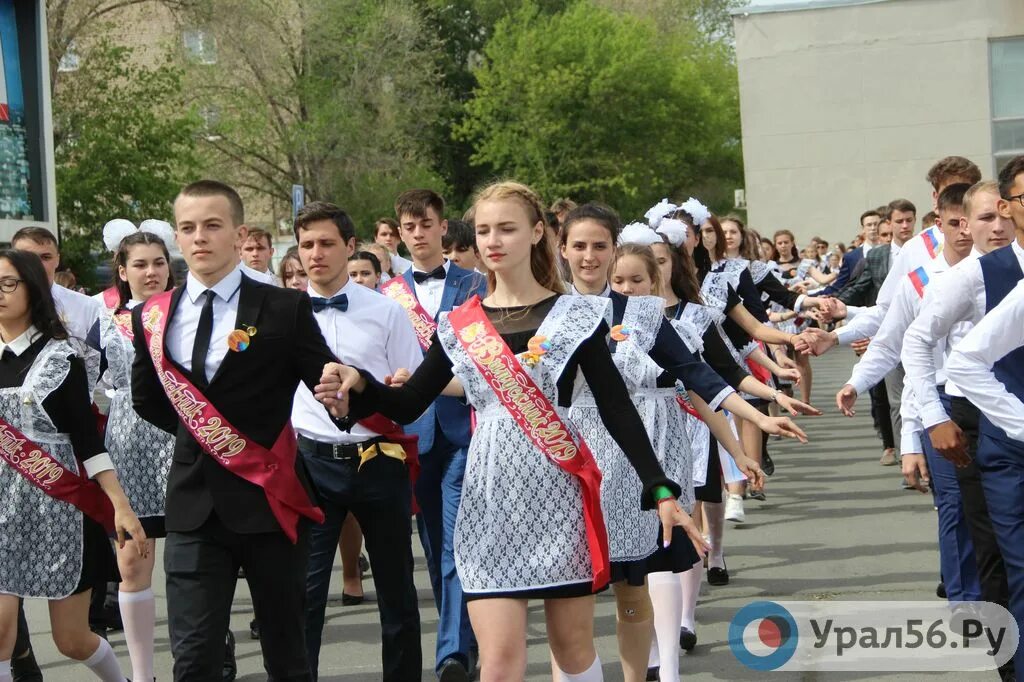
top-left (729, 601), bottom-right (799, 671)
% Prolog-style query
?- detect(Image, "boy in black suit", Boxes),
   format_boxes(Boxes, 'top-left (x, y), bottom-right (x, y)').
top-left (131, 180), bottom-right (339, 681)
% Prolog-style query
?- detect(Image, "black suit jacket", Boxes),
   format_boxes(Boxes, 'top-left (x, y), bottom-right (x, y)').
top-left (839, 245), bottom-right (892, 307)
top-left (131, 275), bottom-right (338, 535)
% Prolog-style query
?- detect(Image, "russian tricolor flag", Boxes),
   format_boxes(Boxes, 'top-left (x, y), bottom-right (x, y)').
top-left (909, 266), bottom-right (930, 298)
top-left (922, 228), bottom-right (941, 259)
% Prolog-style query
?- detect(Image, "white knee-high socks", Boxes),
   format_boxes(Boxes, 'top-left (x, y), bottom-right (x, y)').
top-left (679, 560), bottom-right (702, 631)
top-left (82, 637), bottom-right (127, 681)
top-left (119, 588), bottom-right (155, 682)
top-left (559, 654), bottom-right (603, 681)
top-left (0, 659), bottom-right (12, 682)
top-left (647, 571), bottom-right (682, 681)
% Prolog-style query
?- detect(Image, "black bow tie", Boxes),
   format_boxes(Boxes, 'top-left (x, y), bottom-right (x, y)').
top-left (310, 294), bottom-right (349, 313)
top-left (413, 266), bottom-right (446, 284)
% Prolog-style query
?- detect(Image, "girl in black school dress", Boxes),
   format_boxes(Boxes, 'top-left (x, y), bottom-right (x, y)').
top-left (0, 250), bottom-right (145, 682)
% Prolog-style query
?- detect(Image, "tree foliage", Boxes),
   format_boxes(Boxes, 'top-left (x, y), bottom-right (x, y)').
top-left (186, 0), bottom-right (448, 234)
top-left (53, 40), bottom-right (200, 286)
top-left (457, 1), bottom-right (742, 219)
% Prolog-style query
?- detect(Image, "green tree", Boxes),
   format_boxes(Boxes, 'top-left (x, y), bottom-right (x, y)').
top-left (54, 40), bottom-right (200, 287)
top-left (457, 0), bottom-right (743, 218)
top-left (186, 0), bottom-right (449, 235)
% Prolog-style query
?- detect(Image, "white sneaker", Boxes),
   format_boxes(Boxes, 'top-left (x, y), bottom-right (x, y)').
top-left (725, 493), bottom-right (745, 523)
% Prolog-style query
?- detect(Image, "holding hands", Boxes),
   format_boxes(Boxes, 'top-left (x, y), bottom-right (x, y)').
top-left (315, 362), bottom-right (366, 418)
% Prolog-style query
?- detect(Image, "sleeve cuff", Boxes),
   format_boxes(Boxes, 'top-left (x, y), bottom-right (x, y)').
top-left (640, 477), bottom-right (682, 510)
top-left (707, 386), bottom-right (734, 412)
top-left (900, 429), bottom-right (923, 457)
top-left (920, 402), bottom-right (952, 430)
top-left (849, 375), bottom-right (872, 397)
top-left (834, 325), bottom-right (860, 346)
top-left (846, 305), bottom-right (865, 320)
top-left (83, 453), bottom-right (114, 478)
top-left (793, 294), bottom-right (806, 311)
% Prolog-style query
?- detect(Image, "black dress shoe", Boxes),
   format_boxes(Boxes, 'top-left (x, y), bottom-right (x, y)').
top-left (11, 648), bottom-right (43, 682)
top-left (936, 581), bottom-right (947, 599)
top-left (749, 489), bottom-right (766, 502)
top-left (679, 626), bottom-right (697, 651)
top-left (223, 630), bottom-right (237, 682)
top-left (341, 592), bottom-right (364, 606)
top-left (761, 451), bottom-right (775, 476)
top-left (645, 666), bottom-right (660, 681)
top-left (439, 657), bottom-right (470, 682)
top-left (708, 563), bottom-right (729, 586)
top-left (249, 617), bottom-right (260, 640)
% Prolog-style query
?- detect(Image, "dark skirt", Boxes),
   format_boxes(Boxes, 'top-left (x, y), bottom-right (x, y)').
top-left (610, 525), bottom-right (700, 586)
top-left (695, 439), bottom-right (723, 503)
top-left (107, 515), bottom-right (165, 541)
top-left (465, 581), bottom-right (603, 601)
top-left (75, 516), bottom-right (120, 595)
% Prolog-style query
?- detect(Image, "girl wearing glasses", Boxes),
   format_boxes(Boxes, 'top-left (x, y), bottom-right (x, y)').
top-left (0, 249), bottom-right (146, 682)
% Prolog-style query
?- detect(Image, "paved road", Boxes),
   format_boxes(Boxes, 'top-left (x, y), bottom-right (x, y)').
top-left (24, 351), bottom-right (997, 680)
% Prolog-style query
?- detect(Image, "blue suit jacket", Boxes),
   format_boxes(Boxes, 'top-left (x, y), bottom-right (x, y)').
top-left (403, 263), bottom-right (487, 453)
top-left (820, 246), bottom-right (864, 295)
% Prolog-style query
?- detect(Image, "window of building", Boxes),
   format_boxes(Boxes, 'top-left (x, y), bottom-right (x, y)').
top-left (991, 38), bottom-right (1024, 173)
top-left (183, 28), bottom-right (216, 65)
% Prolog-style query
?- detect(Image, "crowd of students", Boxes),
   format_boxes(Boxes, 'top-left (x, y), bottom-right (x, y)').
top-left (0, 152), bottom-right (1021, 682)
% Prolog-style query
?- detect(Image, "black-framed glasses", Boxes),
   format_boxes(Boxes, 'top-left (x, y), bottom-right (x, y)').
top-left (1009, 193), bottom-right (1024, 208)
top-left (0, 279), bottom-right (24, 294)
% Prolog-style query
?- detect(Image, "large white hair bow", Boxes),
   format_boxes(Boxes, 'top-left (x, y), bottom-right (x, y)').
top-left (618, 222), bottom-right (663, 247)
top-left (678, 197), bottom-right (711, 228)
top-left (656, 219), bottom-right (688, 247)
top-left (644, 199), bottom-right (678, 229)
top-left (102, 218), bottom-right (176, 254)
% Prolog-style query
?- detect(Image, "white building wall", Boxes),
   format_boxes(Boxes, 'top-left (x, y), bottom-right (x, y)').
top-left (734, 0), bottom-right (1024, 245)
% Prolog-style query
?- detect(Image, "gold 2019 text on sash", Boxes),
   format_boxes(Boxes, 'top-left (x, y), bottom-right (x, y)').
top-left (0, 425), bottom-right (63, 488)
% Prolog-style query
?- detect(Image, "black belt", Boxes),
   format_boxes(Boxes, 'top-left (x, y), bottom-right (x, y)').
top-left (298, 435), bottom-right (385, 461)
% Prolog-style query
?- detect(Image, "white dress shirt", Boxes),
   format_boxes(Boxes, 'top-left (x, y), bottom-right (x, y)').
top-left (946, 279), bottom-right (1024, 443)
top-left (166, 265), bottom-right (244, 383)
top-left (902, 241), bottom-right (1024, 429)
top-left (411, 260), bottom-right (450, 320)
top-left (292, 278), bottom-right (423, 444)
top-left (571, 282), bottom-right (611, 297)
top-left (835, 229), bottom-right (945, 345)
top-left (240, 262), bottom-right (276, 285)
top-left (390, 253), bottom-right (413, 275)
top-left (52, 284), bottom-right (102, 341)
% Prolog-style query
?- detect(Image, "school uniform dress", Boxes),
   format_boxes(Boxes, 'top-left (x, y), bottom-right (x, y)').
top-left (87, 303), bottom-right (174, 536)
top-left (945, 246), bottom-right (1024, 677)
top-left (397, 261), bottom-right (485, 673)
top-left (0, 329), bottom-right (116, 599)
top-left (293, 279), bottom-right (424, 682)
top-left (567, 292), bottom-right (732, 584)
top-left (345, 294), bottom-right (681, 599)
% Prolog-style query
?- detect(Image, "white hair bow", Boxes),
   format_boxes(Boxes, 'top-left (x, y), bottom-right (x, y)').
top-left (678, 197), bottom-right (711, 228)
top-left (618, 222), bottom-right (663, 247)
top-left (644, 199), bottom-right (678, 229)
top-left (656, 219), bottom-right (688, 247)
top-left (102, 218), bottom-right (177, 254)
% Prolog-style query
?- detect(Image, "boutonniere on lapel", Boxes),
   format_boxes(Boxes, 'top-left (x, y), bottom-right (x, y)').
top-left (228, 325), bottom-right (258, 352)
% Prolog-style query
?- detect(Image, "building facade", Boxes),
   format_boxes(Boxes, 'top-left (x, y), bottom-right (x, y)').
top-left (733, 0), bottom-right (1024, 244)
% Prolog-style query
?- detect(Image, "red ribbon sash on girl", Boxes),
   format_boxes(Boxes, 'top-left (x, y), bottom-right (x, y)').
top-left (0, 417), bottom-right (114, 532)
top-left (449, 296), bottom-right (610, 591)
top-left (381, 277), bottom-right (437, 351)
top-left (140, 291), bottom-right (324, 542)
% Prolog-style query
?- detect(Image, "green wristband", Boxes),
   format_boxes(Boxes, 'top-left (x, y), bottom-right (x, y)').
top-left (653, 485), bottom-right (674, 501)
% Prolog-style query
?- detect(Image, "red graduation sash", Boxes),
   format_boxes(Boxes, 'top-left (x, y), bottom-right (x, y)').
top-left (448, 296), bottom-right (610, 590)
top-left (140, 291), bottom-right (324, 542)
top-left (0, 417), bottom-right (114, 532)
top-left (381, 277), bottom-right (437, 351)
top-left (357, 413), bottom-right (421, 513)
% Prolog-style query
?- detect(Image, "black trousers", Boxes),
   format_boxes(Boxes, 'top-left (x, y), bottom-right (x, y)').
top-left (949, 397), bottom-right (1011, 609)
top-left (869, 379), bottom-right (895, 450)
top-left (302, 442), bottom-right (421, 682)
top-left (164, 515), bottom-right (311, 681)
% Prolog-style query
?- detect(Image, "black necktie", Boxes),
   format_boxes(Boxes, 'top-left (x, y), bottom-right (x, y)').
top-left (192, 290), bottom-right (215, 386)
top-left (310, 294), bottom-right (349, 313)
top-left (413, 266), bottom-right (445, 284)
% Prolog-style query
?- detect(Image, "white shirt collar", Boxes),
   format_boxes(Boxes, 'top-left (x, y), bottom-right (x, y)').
top-left (571, 282), bottom-right (611, 297)
top-left (186, 264), bottom-right (244, 304)
top-left (0, 325), bottom-right (41, 357)
top-left (308, 276), bottom-right (358, 301)
top-left (411, 259), bottom-right (450, 275)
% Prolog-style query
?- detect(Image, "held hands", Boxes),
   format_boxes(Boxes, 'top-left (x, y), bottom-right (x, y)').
top-left (113, 502), bottom-right (148, 558)
top-left (836, 384), bottom-right (858, 417)
top-left (314, 362), bottom-right (365, 418)
top-left (755, 415), bottom-right (808, 443)
top-left (658, 499), bottom-right (711, 559)
top-left (902, 454), bottom-right (930, 493)
top-left (793, 327), bottom-right (836, 357)
top-left (850, 338), bottom-right (871, 357)
top-left (928, 420), bottom-right (970, 467)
